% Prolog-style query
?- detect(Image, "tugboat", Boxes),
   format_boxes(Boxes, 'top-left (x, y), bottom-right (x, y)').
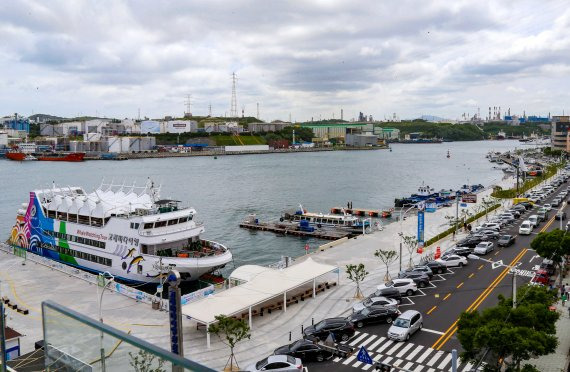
top-left (281, 205), bottom-right (370, 232)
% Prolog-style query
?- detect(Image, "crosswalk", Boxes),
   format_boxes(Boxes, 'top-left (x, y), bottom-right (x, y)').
top-left (333, 331), bottom-right (474, 372)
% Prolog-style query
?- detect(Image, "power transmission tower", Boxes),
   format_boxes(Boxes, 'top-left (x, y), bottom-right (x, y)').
top-left (208, 103), bottom-right (212, 117)
top-left (230, 72), bottom-right (238, 118)
top-left (185, 94), bottom-right (192, 117)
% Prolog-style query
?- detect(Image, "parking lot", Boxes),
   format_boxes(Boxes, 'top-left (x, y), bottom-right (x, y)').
top-left (280, 171), bottom-right (570, 372)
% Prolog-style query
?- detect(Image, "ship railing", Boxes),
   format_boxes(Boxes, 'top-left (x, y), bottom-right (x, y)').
top-left (140, 221), bottom-right (204, 236)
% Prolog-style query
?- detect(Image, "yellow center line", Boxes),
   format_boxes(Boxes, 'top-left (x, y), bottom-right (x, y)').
top-left (427, 306), bottom-right (437, 315)
top-left (468, 273), bottom-right (475, 278)
top-left (431, 248), bottom-right (528, 350)
top-left (456, 282), bottom-right (464, 289)
top-left (478, 264), bottom-right (484, 270)
top-left (443, 293), bottom-right (451, 301)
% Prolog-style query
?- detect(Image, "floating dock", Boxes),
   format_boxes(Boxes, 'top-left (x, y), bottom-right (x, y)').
top-left (239, 221), bottom-right (351, 240)
top-left (330, 207), bottom-right (392, 218)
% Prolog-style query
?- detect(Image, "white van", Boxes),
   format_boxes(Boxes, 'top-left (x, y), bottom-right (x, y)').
top-left (519, 221), bottom-right (533, 235)
top-left (528, 215), bottom-right (539, 227)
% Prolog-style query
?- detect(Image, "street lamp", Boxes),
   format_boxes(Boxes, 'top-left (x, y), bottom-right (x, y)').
top-left (468, 255), bottom-right (518, 308)
top-left (97, 271), bottom-right (115, 372)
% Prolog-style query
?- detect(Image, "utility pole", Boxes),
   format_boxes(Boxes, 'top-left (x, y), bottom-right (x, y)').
top-left (455, 191), bottom-right (460, 240)
top-left (0, 280), bottom-right (6, 372)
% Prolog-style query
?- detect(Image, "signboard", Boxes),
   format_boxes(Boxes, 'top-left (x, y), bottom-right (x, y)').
top-left (425, 203), bottom-right (437, 213)
top-left (417, 211), bottom-right (425, 246)
top-left (357, 346), bottom-right (373, 364)
top-left (180, 285), bottom-right (215, 305)
top-left (461, 194), bottom-right (477, 203)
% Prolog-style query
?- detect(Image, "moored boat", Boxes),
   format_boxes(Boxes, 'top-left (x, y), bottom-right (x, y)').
top-left (281, 205), bottom-right (370, 232)
top-left (37, 152), bottom-right (85, 162)
top-left (8, 180), bottom-right (232, 283)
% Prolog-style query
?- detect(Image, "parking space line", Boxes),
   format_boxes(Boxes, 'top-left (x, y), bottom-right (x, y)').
top-left (494, 251), bottom-right (500, 256)
top-left (478, 264), bottom-right (484, 270)
top-left (468, 273), bottom-right (475, 278)
top-left (426, 306), bottom-right (437, 315)
top-left (456, 282), bottom-right (464, 289)
top-left (443, 293), bottom-right (451, 300)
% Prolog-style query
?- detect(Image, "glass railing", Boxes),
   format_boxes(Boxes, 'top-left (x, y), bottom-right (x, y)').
top-left (42, 300), bottom-right (214, 371)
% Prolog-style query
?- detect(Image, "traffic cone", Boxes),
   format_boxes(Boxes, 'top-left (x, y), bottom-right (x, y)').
top-left (417, 246), bottom-right (423, 254)
top-left (434, 246), bottom-right (441, 259)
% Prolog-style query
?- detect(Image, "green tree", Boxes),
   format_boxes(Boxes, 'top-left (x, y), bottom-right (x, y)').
top-left (457, 285), bottom-right (559, 371)
top-left (374, 249), bottom-right (398, 281)
top-left (530, 229), bottom-right (570, 286)
top-left (399, 233), bottom-right (418, 268)
top-left (208, 315), bottom-right (251, 371)
top-left (346, 263), bottom-right (368, 299)
top-left (128, 350), bottom-right (166, 372)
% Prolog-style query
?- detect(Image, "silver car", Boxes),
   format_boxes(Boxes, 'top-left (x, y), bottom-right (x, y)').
top-left (246, 355), bottom-right (303, 371)
top-left (387, 310), bottom-right (423, 341)
top-left (353, 296), bottom-right (398, 312)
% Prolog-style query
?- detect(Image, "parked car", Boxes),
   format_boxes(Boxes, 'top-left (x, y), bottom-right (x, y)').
top-left (246, 355), bottom-right (303, 372)
top-left (404, 266), bottom-right (434, 279)
top-left (302, 318), bottom-right (355, 342)
top-left (422, 260), bottom-right (448, 274)
top-left (274, 339), bottom-right (334, 363)
top-left (377, 279), bottom-right (417, 296)
top-left (519, 202), bottom-right (534, 210)
top-left (479, 229), bottom-right (500, 239)
top-left (530, 269), bottom-right (551, 286)
top-left (397, 271), bottom-right (430, 288)
top-left (367, 287), bottom-right (402, 304)
top-left (497, 235), bottom-right (516, 247)
top-left (537, 210), bottom-right (547, 222)
top-left (552, 198), bottom-right (561, 207)
top-left (519, 220), bottom-right (533, 235)
top-left (544, 203), bottom-right (552, 211)
top-left (353, 296), bottom-right (398, 312)
top-left (511, 204), bottom-right (527, 212)
top-left (540, 259), bottom-right (556, 276)
top-left (474, 241), bottom-right (494, 255)
top-left (457, 236), bottom-right (484, 248)
top-left (349, 306), bottom-right (400, 328)
top-left (387, 310), bottom-right (423, 342)
top-left (442, 246), bottom-right (472, 258)
top-left (528, 215), bottom-right (539, 227)
top-left (436, 254), bottom-right (468, 267)
top-left (555, 211), bottom-right (567, 220)
top-left (507, 209), bottom-right (521, 218)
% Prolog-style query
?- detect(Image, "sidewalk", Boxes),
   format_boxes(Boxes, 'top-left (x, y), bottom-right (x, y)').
top-left (528, 271), bottom-right (570, 372)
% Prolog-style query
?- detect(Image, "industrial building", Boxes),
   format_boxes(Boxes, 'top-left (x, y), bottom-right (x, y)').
top-left (373, 127), bottom-right (400, 140)
top-left (299, 122), bottom-right (373, 141)
top-left (551, 116), bottom-right (570, 151)
top-left (247, 122), bottom-right (292, 133)
top-left (345, 133), bottom-right (379, 146)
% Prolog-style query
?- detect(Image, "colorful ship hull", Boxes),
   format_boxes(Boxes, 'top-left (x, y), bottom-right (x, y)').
top-left (37, 152), bottom-right (85, 162)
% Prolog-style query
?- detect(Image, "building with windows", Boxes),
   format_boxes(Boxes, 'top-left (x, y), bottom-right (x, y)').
top-left (299, 122), bottom-right (373, 141)
top-left (551, 116), bottom-right (570, 151)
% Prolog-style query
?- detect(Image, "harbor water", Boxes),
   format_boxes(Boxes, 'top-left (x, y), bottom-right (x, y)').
top-left (0, 140), bottom-right (525, 273)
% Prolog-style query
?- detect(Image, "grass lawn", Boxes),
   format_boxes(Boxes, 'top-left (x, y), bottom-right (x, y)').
top-left (214, 135), bottom-right (267, 146)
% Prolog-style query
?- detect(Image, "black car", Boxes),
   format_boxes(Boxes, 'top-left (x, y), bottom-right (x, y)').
top-left (540, 259), bottom-right (556, 276)
top-left (424, 260), bottom-right (448, 274)
top-left (274, 339), bottom-right (334, 362)
top-left (519, 202), bottom-right (534, 210)
top-left (397, 271), bottom-right (430, 288)
top-left (456, 236), bottom-right (483, 248)
top-left (367, 287), bottom-right (402, 304)
top-left (302, 317), bottom-right (355, 342)
top-left (443, 246), bottom-right (472, 257)
top-left (555, 211), bottom-right (567, 220)
top-left (403, 266), bottom-right (433, 279)
top-left (348, 306), bottom-right (400, 328)
top-left (497, 235), bottom-right (516, 247)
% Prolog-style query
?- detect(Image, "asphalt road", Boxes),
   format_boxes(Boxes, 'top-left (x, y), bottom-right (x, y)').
top-left (307, 179), bottom-right (568, 372)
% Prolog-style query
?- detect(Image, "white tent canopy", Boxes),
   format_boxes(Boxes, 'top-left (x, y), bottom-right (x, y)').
top-left (182, 258), bottom-right (338, 346)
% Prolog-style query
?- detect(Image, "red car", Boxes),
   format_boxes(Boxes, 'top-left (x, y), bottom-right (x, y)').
top-left (530, 269), bottom-right (551, 286)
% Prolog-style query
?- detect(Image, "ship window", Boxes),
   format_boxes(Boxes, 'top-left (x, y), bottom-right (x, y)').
top-left (144, 223), bottom-right (153, 229)
top-left (137, 265), bottom-right (143, 274)
top-left (141, 245), bottom-right (148, 254)
top-left (154, 221), bottom-right (167, 228)
top-left (134, 223), bottom-right (139, 229)
top-left (188, 214), bottom-right (193, 220)
top-left (178, 217), bottom-right (188, 223)
top-left (168, 219), bottom-right (178, 226)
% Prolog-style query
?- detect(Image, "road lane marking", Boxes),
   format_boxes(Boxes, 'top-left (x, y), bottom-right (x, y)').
top-left (426, 350), bottom-right (444, 366)
top-left (443, 293), bottom-right (451, 300)
top-left (396, 343), bottom-right (414, 358)
top-left (349, 332), bottom-right (368, 346)
top-left (342, 354), bottom-right (356, 365)
top-left (478, 264), bottom-right (484, 270)
top-left (431, 248), bottom-right (528, 350)
top-left (413, 365), bottom-right (425, 372)
top-left (438, 353), bottom-right (453, 369)
top-left (360, 334), bottom-right (377, 348)
top-left (468, 273), bottom-right (475, 278)
top-left (427, 305), bottom-right (437, 315)
top-left (403, 361), bottom-right (414, 370)
top-left (416, 347), bottom-right (434, 364)
top-left (376, 339), bottom-right (394, 353)
top-left (367, 337), bottom-right (384, 351)
top-left (386, 341), bottom-right (405, 355)
top-left (406, 345), bottom-right (424, 360)
top-left (456, 282), bottom-right (464, 288)
top-left (421, 328), bottom-right (444, 335)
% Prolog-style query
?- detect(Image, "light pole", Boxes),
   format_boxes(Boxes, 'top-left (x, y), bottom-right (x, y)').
top-left (454, 191), bottom-right (461, 240)
top-left (468, 255), bottom-right (517, 308)
top-left (97, 271), bottom-right (115, 372)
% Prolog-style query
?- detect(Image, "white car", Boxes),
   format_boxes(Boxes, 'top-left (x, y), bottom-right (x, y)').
top-left (436, 254), bottom-right (468, 268)
top-left (474, 241), bottom-right (494, 255)
top-left (543, 204), bottom-right (552, 211)
top-left (377, 279), bottom-right (417, 296)
top-left (528, 215), bottom-right (539, 227)
top-left (353, 296), bottom-right (399, 312)
top-left (519, 220), bottom-right (533, 235)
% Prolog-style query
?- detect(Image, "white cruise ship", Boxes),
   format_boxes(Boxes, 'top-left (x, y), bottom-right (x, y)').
top-left (8, 180), bottom-right (232, 283)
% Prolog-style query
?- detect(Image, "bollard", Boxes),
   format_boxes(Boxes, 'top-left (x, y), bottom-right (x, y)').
top-left (289, 331), bottom-right (291, 341)
top-left (301, 324), bottom-right (304, 333)
top-left (312, 317), bottom-right (314, 325)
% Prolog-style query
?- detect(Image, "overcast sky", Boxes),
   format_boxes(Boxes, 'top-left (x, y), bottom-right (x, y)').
top-left (1, 0), bottom-right (569, 121)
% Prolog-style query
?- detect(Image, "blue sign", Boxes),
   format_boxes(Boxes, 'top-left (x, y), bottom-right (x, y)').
top-left (357, 346), bottom-right (373, 364)
top-left (417, 211), bottom-right (425, 245)
top-left (425, 203), bottom-right (437, 213)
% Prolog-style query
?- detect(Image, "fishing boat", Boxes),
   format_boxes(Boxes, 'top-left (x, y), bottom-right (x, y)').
top-left (37, 152), bottom-right (85, 162)
top-left (281, 205), bottom-right (370, 232)
top-left (8, 179), bottom-right (232, 283)
top-left (6, 151), bottom-right (26, 161)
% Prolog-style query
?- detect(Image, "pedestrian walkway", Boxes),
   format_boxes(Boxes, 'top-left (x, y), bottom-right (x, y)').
top-left (334, 330), bottom-right (472, 372)
top-left (527, 272), bottom-right (570, 372)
